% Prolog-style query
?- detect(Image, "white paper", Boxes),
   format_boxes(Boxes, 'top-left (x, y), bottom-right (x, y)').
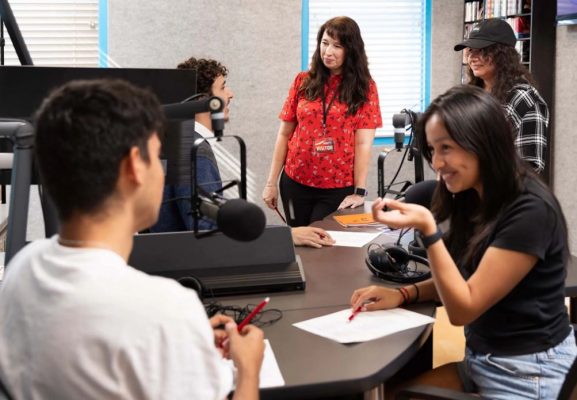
top-left (326, 230), bottom-right (382, 247)
top-left (260, 339), bottom-right (285, 388)
top-left (227, 339), bottom-right (285, 388)
top-left (293, 308), bottom-right (435, 344)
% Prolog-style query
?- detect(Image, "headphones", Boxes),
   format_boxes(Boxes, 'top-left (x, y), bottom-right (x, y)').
top-left (365, 241), bottom-right (431, 283)
top-left (177, 276), bottom-right (206, 301)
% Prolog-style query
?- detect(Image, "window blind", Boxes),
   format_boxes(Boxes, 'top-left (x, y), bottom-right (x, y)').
top-left (306, 0), bottom-right (428, 137)
top-left (1, 0), bottom-right (99, 67)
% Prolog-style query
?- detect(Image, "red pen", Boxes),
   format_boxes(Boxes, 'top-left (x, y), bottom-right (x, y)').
top-left (237, 297), bottom-right (270, 332)
top-left (348, 305), bottom-right (363, 322)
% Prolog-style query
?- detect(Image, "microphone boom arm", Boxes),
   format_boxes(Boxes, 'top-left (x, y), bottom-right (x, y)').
top-left (190, 134), bottom-right (247, 237)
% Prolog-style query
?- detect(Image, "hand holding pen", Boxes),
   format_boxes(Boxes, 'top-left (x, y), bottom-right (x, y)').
top-left (237, 297), bottom-right (270, 332)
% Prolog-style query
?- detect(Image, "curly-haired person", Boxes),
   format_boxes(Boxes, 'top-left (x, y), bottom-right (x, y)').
top-left (454, 18), bottom-right (548, 174)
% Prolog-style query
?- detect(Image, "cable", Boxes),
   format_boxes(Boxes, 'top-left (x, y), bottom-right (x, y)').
top-left (204, 301), bottom-right (283, 328)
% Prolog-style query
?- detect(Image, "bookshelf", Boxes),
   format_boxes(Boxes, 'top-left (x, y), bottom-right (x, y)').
top-left (461, 0), bottom-right (556, 182)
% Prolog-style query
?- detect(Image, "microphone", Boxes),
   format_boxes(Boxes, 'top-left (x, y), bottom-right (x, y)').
top-left (199, 193), bottom-right (266, 241)
top-left (162, 96), bottom-right (224, 120)
top-left (392, 113), bottom-right (407, 151)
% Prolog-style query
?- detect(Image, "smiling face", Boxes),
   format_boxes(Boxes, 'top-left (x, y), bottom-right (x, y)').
top-left (320, 31), bottom-right (345, 75)
top-left (210, 75), bottom-right (234, 121)
top-left (465, 47), bottom-right (496, 85)
top-left (425, 113), bottom-right (482, 196)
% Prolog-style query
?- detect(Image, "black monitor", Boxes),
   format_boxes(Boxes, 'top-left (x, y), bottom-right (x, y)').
top-left (0, 67), bottom-right (197, 264)
top-left (0, 65), bottom-right (196, 119)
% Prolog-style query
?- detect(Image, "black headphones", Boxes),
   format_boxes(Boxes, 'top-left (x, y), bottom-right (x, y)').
top-left (365, 241), bottom-right (431, 283)
top-left (177, 276), bottom-right (206, 301)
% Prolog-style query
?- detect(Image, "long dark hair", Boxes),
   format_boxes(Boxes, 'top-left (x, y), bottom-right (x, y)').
top-left (302, 16), bottom-right (372, 116)
top-left (466, 43), bottom-right (534, 103)
top-left (417, 85), bottom-right (528, 267)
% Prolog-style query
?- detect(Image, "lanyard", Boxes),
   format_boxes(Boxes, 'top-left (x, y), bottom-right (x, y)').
top-left (321, 85), bottom-right (338, 136)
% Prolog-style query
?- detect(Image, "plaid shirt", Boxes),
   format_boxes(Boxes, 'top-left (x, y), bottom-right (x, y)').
top-left (503, 83), bottom-right (549, 173)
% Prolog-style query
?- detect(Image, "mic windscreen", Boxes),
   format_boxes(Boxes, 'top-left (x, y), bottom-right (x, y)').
top-left (217, 198), bottom-right (266, 241)
top-left (404, 180), bottom-right (437, 208)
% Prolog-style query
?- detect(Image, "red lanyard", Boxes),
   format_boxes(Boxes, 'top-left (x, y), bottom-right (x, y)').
top-left (321, 86), bottom-right (338, 136)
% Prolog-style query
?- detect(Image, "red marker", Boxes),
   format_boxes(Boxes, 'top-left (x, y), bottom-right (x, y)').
top-left (237, 297), bottom-right (270, 332)
top-left (348, 305), bottom-right (363, 322)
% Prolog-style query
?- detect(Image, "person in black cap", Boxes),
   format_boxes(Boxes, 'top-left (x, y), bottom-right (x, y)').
top-left (454, 18), bottom-right (548, 174)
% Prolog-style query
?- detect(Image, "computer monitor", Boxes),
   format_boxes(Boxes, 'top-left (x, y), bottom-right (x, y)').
top-left (0, 65), bottom-right (196, 119)
top-left (0, 67), bottom-right (197, 263)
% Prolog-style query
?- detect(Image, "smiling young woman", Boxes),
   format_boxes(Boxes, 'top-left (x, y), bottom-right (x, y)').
top-left (351, 85), bottom-right (576, 399)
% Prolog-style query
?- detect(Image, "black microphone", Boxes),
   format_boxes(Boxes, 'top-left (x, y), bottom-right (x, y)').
top-left (199, 194), bottom-right (266, 241)
top-left (162, 96), bottom-right (224, 120)
top-left (392, 113), bottom-right (407, 151)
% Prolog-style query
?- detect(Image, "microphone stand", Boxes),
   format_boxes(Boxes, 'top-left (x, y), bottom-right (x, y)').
top-left (377, 110), bottom-right (425, 198)
top-left (190, 134), bottom-right (247, 238)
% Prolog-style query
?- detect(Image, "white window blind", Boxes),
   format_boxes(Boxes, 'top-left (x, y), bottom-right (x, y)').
top-left (1, 0), bottom-right (99, 66)
top-left (307, 0), bottom-right (427, 137)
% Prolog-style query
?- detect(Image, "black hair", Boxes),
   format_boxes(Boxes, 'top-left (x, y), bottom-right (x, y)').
top-left (177, 57), bottom-right (228, 96)
top-left (34, 79), bottom-right (165, 221)
top-left (417, 85), bottom-right (528, 266)
top-left (303, 16), bottom-right (372, 116)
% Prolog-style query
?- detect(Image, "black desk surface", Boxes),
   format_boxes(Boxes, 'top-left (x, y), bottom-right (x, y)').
top-left (214, 206), bottom-right (436, 400)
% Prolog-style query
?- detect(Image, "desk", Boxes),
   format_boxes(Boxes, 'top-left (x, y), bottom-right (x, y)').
top-left (215, 208), bottom-right (435, 400)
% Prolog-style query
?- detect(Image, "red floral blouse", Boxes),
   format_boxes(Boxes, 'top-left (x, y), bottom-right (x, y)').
top-left (279, 72), bottom-right (382, 189)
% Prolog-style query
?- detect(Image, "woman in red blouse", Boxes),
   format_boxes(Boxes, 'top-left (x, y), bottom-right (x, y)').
top-left (262, 16), bottom-right (382, 226)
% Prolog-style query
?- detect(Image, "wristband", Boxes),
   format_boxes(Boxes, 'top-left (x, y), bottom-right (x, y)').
top-left (416, 225), bottom-right (443, 249)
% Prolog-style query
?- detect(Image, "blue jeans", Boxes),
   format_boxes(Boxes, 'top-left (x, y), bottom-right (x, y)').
top-left (458, 329), bottom-right (577, 399)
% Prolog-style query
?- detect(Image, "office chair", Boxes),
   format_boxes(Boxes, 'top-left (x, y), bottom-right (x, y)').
top-left (396, 352), bottom-right (577, 400)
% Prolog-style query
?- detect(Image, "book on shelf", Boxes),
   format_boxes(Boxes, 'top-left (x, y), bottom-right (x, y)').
top-left (333, 213), bottom-right (381, 227)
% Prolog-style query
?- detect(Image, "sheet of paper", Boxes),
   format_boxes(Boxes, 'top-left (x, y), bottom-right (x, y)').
top-left (260, 339), bottom-right (285, 388)
top-left (227, 339), bottom-right (285, 388)
top-left (293, 308), bottom-right (435, 344)
top-left (326, 230), bottom-right (382, 247)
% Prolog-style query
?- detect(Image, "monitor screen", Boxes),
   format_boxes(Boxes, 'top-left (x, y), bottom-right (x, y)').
top-left (557, 0), bottom-right (577, 25)
top-left (0, 66), bottom-right (197, 119)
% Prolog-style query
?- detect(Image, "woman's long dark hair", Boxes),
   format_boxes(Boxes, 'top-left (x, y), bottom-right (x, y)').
top-left (302, 16), bottom-right (372, 116)
top-left (466, 43), bottom-right (534, 103)
top-left (417, 86), bottom-right (529, 267)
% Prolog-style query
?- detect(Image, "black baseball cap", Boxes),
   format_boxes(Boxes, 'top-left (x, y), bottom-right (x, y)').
top-left (454, 18), bottom-right (517, 51)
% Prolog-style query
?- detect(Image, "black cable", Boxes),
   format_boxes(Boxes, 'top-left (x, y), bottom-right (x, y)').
top-left (204, 301), bottom-right (283, 328)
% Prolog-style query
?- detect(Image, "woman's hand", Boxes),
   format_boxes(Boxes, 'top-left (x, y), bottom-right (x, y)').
top-left (291, 226), bottom-right (335, 248)
top-left (372, 197), bottom-right (437, 235)
top-left (338, 194), bottom-right (365, 210)
top-left (350, 285), bottom-right (404, 311)
top-left (262, 185), bottom-right (279, 210)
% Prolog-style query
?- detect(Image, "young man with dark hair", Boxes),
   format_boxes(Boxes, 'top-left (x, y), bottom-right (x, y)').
top-left (0, 79), bottom-right (264, 399)
top-left (154, 56), bottom-right (335, 247)
top-left (151, 57), bottom-right (234, 232)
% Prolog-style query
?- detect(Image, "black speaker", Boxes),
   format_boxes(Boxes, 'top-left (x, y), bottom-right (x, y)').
top-left (365, 243), bottom-right (430, 283)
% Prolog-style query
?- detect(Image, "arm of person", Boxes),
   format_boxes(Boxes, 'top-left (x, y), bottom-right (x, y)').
top-left (351, 278), bottom-right (438, 311)
top-left (338, 128), bottom-right (375, 209)
top-left (517, 106), bottom-right (547, 174)
top-left (291, 226), bottom-right (335, 248)
top-left (262, 121), bottom-right (296, 210)
top-left (225, 322), bottom-right (265, 400)
top-left (505, 87), bottom-right (548, 173)
top-left (369, 197), bottom-right (538, 326)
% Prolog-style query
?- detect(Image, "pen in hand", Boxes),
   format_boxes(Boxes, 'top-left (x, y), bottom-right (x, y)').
top-left (237, 297), bottom-right (270, 332)
top-left (348, 305), bottom-right (363, 322)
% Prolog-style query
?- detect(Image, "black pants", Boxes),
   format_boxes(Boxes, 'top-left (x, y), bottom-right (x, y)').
top-left (279, 171), bottom-right (354, 227)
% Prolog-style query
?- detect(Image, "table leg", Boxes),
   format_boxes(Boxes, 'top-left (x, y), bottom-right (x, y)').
top-left (363, 384), bottom-right (384, 400)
